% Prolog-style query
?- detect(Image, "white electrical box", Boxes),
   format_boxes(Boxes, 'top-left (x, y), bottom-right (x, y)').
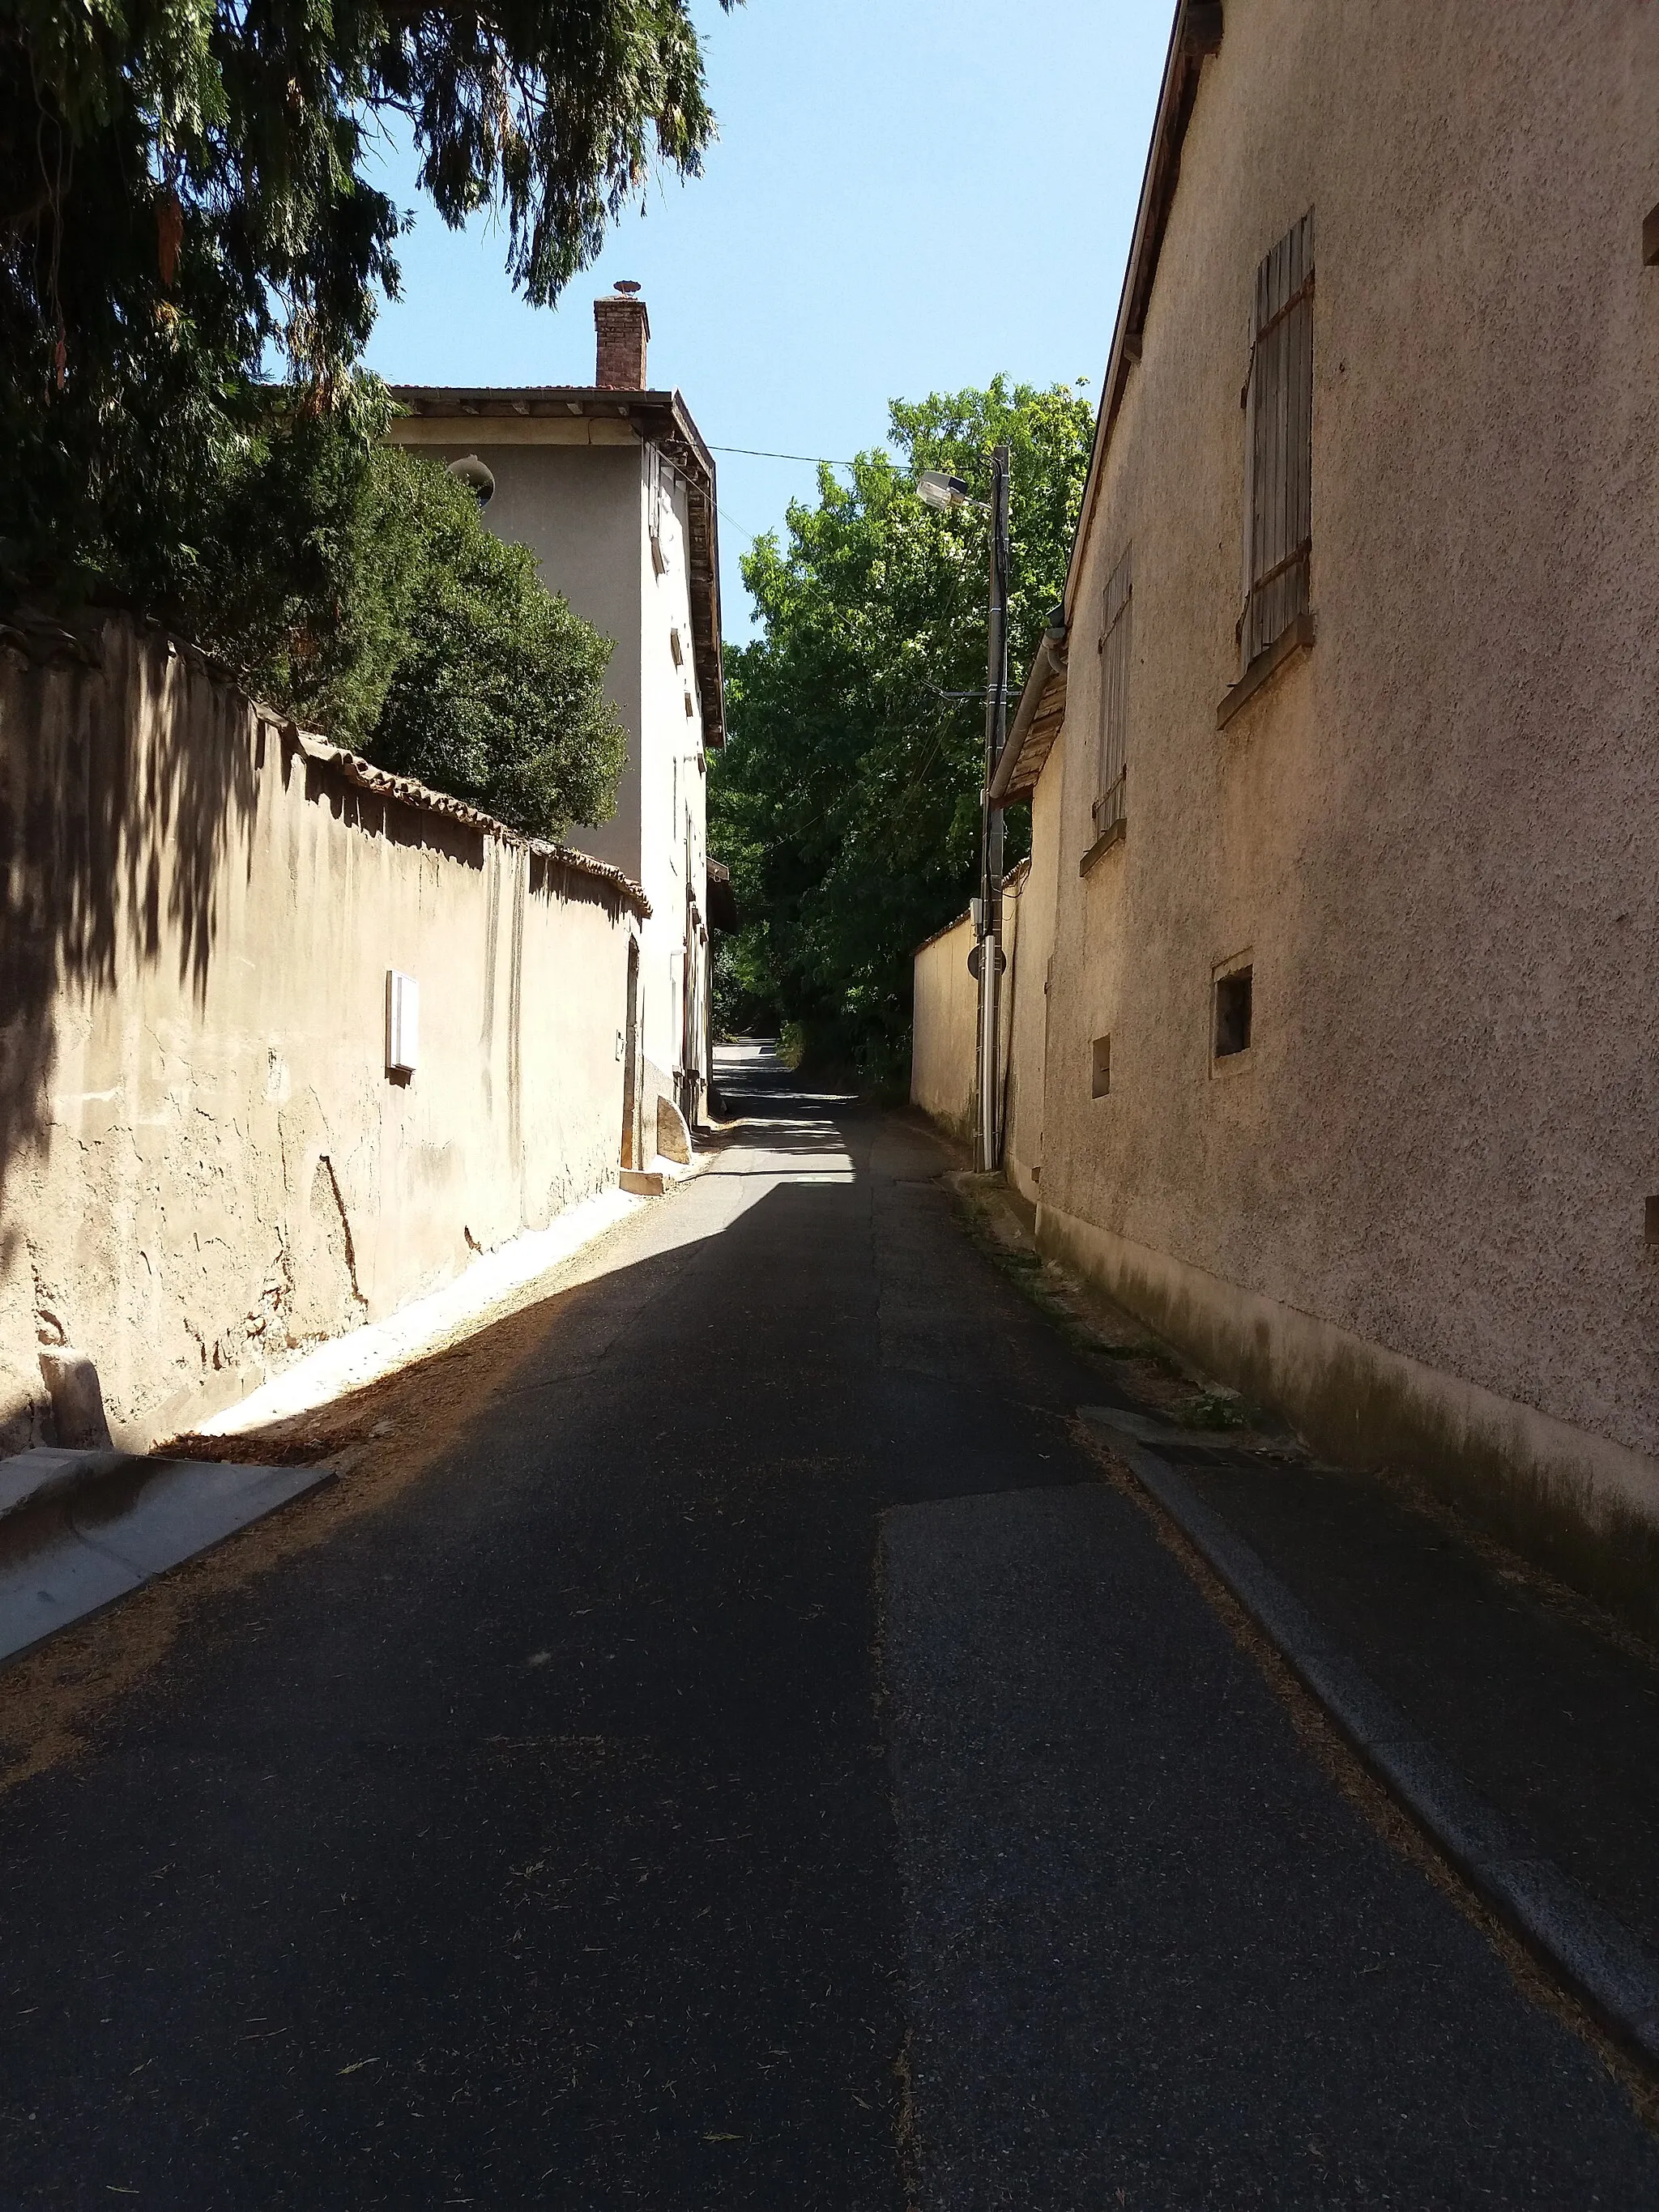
top-left (386, 970), bottom-right (420, 1075)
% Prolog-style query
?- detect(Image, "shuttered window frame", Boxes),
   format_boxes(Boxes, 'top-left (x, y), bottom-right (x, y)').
top-left (1094, 544), bottom-right (1132, 839)
top-left (647, 445), bottom-right (668, 576)
top-left (1236, 210), bottom-right (1315, 681)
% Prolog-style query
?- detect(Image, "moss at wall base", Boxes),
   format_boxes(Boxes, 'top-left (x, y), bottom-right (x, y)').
top-left (914, 1103), bottom-right (975, 1153)
top-left (1038, 1200), bottom-right (1659, 1641)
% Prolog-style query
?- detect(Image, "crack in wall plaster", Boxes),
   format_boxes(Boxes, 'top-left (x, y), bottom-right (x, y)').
top-left (28, 1240), bottom-right (67, 1348)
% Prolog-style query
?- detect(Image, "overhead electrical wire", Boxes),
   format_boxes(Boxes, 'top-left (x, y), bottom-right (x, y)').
top-left (716, 503), bottom-right (763, 548)
top-left (709, 444), bottom-right (857, 466)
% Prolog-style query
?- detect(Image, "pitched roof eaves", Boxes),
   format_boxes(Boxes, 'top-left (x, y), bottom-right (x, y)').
top-left (1061, 0), bottom-right (1223, 629)
top-left (990, 642), bottom-right (1068, 807)
top-left (991, 2), bottom-right (1218, 808)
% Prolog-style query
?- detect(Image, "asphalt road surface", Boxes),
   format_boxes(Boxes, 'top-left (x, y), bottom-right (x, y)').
top-left (1, 1046), bottom-right (1655, 2207)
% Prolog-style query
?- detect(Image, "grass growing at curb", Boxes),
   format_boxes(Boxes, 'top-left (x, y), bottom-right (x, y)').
top-left (950, 1167), bottom-right (1659, 1676)
top-left (946, 1174), bottom-right (1265, 1431)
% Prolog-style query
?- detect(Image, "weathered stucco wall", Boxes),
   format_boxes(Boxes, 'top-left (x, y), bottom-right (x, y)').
top-left (910, 912), bottom-right (978, 1144)
top-left (0, 619), bottom-right (642, 1453)
top-left (1029, 0), bottom-right (1659, 1571)
top-left (1004, 761), bottom-right (1063, 1208)
top-left (633, 458), bottom-right (712, 1131)
top-left (909, 868), bottom-right (1026, 1155)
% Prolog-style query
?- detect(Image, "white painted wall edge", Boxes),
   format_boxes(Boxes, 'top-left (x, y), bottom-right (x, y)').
top-left (1037, 1199), bottom-right (1659, 1536)
top-left (197, 1186), bottom-right (644, 1437)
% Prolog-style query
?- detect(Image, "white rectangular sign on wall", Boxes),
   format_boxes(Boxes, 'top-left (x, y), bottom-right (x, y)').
top-left (386, 970), bottom-right (420, 1076)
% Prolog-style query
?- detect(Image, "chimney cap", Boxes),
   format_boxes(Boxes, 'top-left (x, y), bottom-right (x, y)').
top-left (614, 279), bottom-right (642, 295)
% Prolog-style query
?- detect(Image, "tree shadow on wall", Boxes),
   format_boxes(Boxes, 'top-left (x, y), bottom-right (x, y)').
top-left (0, 615), bottom-right (262, 1322)
top-left (0, 612), bottom-right (645, 1418)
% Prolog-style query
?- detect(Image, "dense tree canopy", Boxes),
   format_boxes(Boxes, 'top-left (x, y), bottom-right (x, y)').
top-left (1, 0), bottom-right (714, 829)
top-left (710, 377), bottom-right (1094, 1080)
top-left (349, 449), bottom-right (627, 839)
top-left (177, 394), bottom-right (626, 837)
top-left (2, 0), bottom-right (727, 596)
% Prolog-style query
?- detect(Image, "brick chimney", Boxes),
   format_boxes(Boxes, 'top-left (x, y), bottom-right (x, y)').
top-left (594, 290), bottom-right (650, 389)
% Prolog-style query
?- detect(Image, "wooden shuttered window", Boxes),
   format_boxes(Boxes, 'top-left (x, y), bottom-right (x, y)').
top-left (647, 445), bottom-right (667, 575)
top-left (1240, 210), bottom-right (1314, 672)
top-left (1095, 545), bottom-right (1132, 833)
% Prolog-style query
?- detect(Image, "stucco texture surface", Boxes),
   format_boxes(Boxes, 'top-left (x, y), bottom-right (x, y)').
top-left (1032, 3), bottom-right (1659, 1485)
top-left (911, 914), bottom-right (979, 1144)
top-left (911, 875), bottom-right (1027, 1155)
top-left (0, 622), bottom-right (637, 1453)
top-left (1004, 761), bottom-right (1062, 1205)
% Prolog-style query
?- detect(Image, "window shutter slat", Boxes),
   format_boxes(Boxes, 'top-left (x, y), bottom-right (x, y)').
top-left (1096, 545), bottom-right (1132, 832)
top-left (1242, 210), bottom-right (1314, 671)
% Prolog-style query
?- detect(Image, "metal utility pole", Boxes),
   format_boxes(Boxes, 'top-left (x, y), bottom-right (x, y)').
top-left (915, 449), bottom-right (1011, 1174)
top-left (975, 444), bottom-right (1012, 1174)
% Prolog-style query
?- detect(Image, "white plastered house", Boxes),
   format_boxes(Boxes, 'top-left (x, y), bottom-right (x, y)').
top-left (388, 290), bottom-right (731, 1168)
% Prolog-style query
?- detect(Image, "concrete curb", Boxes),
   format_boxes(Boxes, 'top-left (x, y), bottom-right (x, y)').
top-left (1079, 1405), bottom-right (1659, 2073)
top-left (622, 1141), bottom-right (719, 1199)
top-left (0, 1446), bottom-right (130, 1522)
top-left (0, 1447), bottom-right (332, 1665)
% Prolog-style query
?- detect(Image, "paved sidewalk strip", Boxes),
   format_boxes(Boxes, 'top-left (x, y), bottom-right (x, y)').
top-left (1081, 1405), bottom-right (1659, 2073)
top-left (0, 1450), bottom-right (332, 1662)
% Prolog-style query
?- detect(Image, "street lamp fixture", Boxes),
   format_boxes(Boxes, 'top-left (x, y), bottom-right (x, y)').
top-left (917, 470), bottom-right (975, 512)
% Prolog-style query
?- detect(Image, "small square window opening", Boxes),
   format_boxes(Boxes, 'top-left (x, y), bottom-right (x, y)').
top-left (1213, 968), bottom-right (1252, 1059)
top-left (1091, 1036), bottom-right (1111, 1097)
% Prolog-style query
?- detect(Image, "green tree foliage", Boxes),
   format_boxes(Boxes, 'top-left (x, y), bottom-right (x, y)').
top-left (710, 377), bottom-right (1094, 1079)
top-left (167, 384), bottom-right (627, 839)
top-left (2, 0), bottom-right (695, 829)
top-left (2, 0), bottom-right (729, 599)
top-left (351, 454), bottom-right (627, 840)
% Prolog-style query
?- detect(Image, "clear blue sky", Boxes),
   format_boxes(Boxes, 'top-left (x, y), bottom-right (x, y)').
top-left (364, 0), bottom-right (1170, 640)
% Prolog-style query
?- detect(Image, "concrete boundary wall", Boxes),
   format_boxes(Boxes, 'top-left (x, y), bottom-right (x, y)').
top-left (910, 913), bottom-right (978, 1144)
top-left (910, 866), bottom-right (1026, 1151)
top-left (0, 616), bottom-right (645, 1453)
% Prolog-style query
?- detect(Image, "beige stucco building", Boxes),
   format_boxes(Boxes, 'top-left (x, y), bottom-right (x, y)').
top-left (389, 291), bottom-right (729, 1153)
top-left (926, 0), bottom-right (1659, 1594)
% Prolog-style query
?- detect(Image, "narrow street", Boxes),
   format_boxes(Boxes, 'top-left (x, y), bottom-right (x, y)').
top-left (0, 1046), bottom-right (1655, 2207)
